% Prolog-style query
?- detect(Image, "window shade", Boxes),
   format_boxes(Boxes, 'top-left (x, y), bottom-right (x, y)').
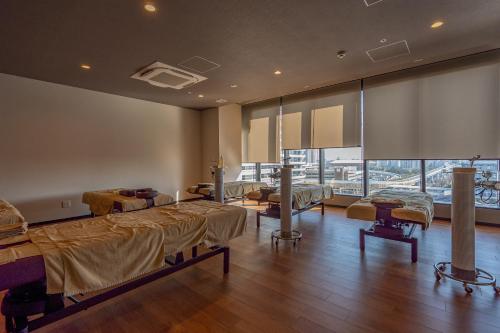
top-left (281, 112), bottom-right (302, 149)
top-left (312, 105), bottom-right (343, 148)
top-left (282, 81), bottom-right (361, 149)
top-left (242, 98), bottom-right (280, 163)
top-left (364, 50), bottom-right (500, 160)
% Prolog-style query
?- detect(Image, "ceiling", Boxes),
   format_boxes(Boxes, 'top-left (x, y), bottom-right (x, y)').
top-left (1, 0), bottom-right (499, 110)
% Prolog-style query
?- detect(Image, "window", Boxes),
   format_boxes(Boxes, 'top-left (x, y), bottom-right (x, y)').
top-left (425, 160), bottom-right (500, 208)
top-left (368, 160), bottom-right (422, 194)
top-left (238, 163), bottom-right (257, 181)
top-left (260, 163), bottom-right (281, 186)
top-left (285, 149), bottom-right (320, 184)
top-left (324, 147), bottom-right (363, 195)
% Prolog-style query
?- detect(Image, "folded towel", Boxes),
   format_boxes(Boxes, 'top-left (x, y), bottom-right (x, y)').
top-left (0, 199), bottom-right (27, 239)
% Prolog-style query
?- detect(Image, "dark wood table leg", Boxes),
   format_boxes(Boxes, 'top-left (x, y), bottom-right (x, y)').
top-left (257, 211), bottom-right (261, 228)
top-left (175, 252), bottom-right (184, 264)
top-left (191, 246), bottom-right (198, 258)
top-left (359, 229), bottom-right (365, 251)
top-left (223, 247), bottom-right (230, 274)
top-left (411, 238), bottom-right (418, 263)
top-left (321, 202), bottom-right (325, 215)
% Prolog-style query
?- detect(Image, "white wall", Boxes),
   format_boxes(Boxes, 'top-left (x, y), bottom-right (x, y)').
top-left (200, 104), bottom-right (242, 182)
top-left (200, 108), bottom-right (219, 182)
top-left (218, 104), bottom-right (242, 181)
top-left (0, 73), bottom-right (202, 223)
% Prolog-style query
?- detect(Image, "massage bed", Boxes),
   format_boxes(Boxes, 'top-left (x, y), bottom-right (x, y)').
top-left (346, 189), bottom-right (434, 262)
top-left (255, 184), bottom-right (333, 227)
top-left (0, 200), bottom-right (246, 332)
top-left (187, 181), bottom-right (267, 201)
top-left (82, 188), bottom-right (174, 216)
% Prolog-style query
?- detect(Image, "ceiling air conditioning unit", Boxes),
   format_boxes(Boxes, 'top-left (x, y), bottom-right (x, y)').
top-left (130, 61), bottom-right (207, 89)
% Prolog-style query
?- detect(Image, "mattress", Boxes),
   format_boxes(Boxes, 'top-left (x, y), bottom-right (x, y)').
top-left (346, 189), bottom-right (434, 228)
top-left (188, 181), bottom-right (268, 198)
top-left (267, 184), bottom-right (333, 209)
top-left (82, 189), bottom-right (174, 215)
top-left (0, 201), bottom-right (246, 296)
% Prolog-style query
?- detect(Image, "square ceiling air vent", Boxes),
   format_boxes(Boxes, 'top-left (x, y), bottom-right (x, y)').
top-left (364, 0), bottom-right (383, 6)
top-left (130, 61), bottom-right (207, 89)
top-left (178, 56), bottom-right (220, 73)
top-left (366, 40), bottom-right (411, 63)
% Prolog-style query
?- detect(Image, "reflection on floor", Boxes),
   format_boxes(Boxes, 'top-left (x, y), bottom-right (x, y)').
top-left (4, 203), bottom-right (500, 333)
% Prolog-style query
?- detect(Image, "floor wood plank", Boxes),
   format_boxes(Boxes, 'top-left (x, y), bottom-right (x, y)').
top-left (1, 203), bottom-right (499, 333)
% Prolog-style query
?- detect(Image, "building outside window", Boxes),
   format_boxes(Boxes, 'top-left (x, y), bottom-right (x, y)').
top-left (324, 147), bottom-right (363, 195)
top-left (425, 160), bottom-right (499, 208)
top-left (368, 160), bottom-right (422, 194)
top-left (285, 149), bottom-right (320, 184)
top-left (238, 163), bottom-right (257, 181)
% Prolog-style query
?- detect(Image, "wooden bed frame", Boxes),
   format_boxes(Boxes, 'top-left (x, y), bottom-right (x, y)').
top-left (359, 201), bottom-right (427, 263)
top-left (256, 201), bottom-right (325, 228)
top-left (0, 244), bottom-right (229, 332)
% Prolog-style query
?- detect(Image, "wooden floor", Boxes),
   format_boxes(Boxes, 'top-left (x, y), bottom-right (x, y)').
top-left (2, 203), bottom-right (500, 333)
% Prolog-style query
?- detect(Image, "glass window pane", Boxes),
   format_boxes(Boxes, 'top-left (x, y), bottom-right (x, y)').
top-left (238, 163), bottom-right (256, 181)
top-left (286, 149), bottom-right (320, 184)
top-left (368, 160), bottom-right (422, 194)
top-left (425, 160), bottom-right (500, 208)
top-left (324, 147), bottom-right (363, 196)
top-left (261, 163), bottom-right (281, 186)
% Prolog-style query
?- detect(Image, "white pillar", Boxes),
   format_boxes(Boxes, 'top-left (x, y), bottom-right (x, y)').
top-left (214, 167), bottom-right (224, 203)
top-left (280, 166), bottom-right (293, 237)
top-left (451, 167), bottom-right (476, 280)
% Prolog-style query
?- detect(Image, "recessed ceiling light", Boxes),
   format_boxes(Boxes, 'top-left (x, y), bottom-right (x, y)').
top-left (80, 64), bottom-right (91, 70)
top-left (274, 70), bottom-right (282, 75)
top-left (304, 85), bottom-right (310, 89)
top-left (380, 38), bottom-right (388, 43)
top-left (216, 99), bottom-right (228, 103)
top-left (230, 84), bottom-right (238, 88)
top-left (187, 91), bottom-right (192, 94)
top-left (144, 3), bottom-right (156, 12)
top-left (198, 94), bottom-right (204, 98)
top-left (431, 21), bottom-right (444, 29)
top-left (414, 58), bottom-right (424, 62)
top-left (336, 50), bottom-right (347, 59)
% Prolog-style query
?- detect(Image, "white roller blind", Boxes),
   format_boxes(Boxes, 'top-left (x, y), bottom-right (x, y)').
top-left (281, 112), bottom-right (302, 149)
top-left (247, 118), bottom-right (269, 162)
top-left (242, 99), bottom-right (280, 163)
top-left (282, 81), bottom-right (361, 149)
top-left (364, 51), bottom-right (500, 160)
top-left (312, 105), bottom-right (343, 148)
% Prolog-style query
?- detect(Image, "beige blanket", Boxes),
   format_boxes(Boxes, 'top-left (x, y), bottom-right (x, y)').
top-left (28, 214), bottom-right (167, 296)
top-left (189, 181), bottom-right (267, 198)
top-left (2, 201), bottom-right (246, 296)
top-left (268, 184), bottom-right (333, 209)
top-left (82, 189), bottom-right (174, 216)
top-left (167, 200), bottom-right (247, 246)
top-left (0, 199), bottom-right (27, 239)
top-left (346, 189), bottom-right (434, 228)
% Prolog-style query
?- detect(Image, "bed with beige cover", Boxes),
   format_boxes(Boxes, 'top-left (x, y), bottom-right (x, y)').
top-left (187, 181), bottom-right (267, 199)
top-left (346, 189), bottom-right (434, 262)
top-left (255, 184), bottom-right (333, 228)
top-left (0, 200), bottom-right (246, 296)
top-left (346, 189), bottom-right (434, 228)
top-left (267, 184), bottom-right (334, 209)
top-left (82, 188), bottom-right (174, 216)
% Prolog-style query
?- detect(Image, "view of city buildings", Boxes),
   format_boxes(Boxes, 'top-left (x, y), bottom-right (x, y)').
top-left (239, 149), bottom-right (500, 209)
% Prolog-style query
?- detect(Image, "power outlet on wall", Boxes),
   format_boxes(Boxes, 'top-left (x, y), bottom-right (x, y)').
top-left (61, 200), bottom-right (72, 208)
